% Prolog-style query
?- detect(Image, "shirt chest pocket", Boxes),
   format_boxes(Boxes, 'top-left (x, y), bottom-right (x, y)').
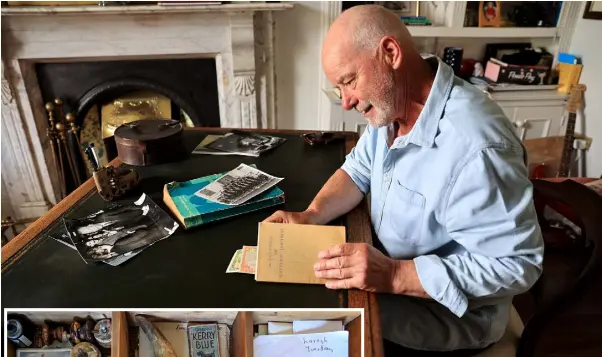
top-left (388, 181), bottom-right (425, 246)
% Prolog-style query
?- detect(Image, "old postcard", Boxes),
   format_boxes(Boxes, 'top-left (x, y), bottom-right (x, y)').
top-left (195, 164), bottom-right (283, 206)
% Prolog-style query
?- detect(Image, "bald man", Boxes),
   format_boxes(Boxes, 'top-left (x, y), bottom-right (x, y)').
top-left (265, 5), bottom-right (543, 355)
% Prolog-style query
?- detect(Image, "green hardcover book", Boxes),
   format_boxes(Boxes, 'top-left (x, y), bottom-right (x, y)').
top-left (163, 167), bottom-right (285, 229)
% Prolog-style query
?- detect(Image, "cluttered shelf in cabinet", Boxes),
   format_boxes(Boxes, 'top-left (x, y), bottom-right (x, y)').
top-left (7, 310), bottom-right (364, 357)
top-left (114, 310), bottom-right (364, 357)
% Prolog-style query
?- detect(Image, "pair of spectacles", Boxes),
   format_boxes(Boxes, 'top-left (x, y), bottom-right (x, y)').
top-left (331, 87), bottom-right (364, 113)
top-left (302, 132), bottom-right (345, 146)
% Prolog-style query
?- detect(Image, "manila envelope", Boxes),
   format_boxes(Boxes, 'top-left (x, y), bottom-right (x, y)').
top-left (255, 222), bottom-right (346, 285)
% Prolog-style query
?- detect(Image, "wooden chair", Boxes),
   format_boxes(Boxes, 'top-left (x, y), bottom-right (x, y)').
top-left (475, 179), bottom-right (602, 357)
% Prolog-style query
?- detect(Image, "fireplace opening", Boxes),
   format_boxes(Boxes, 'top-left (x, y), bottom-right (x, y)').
top-left (35, 58), bottom-right (220, 196)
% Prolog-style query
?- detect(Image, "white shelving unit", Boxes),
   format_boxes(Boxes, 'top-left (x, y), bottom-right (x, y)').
top-left (408, 26), bottom-right (559, 39)
top-left (317, 1), bottom-right (585, 140)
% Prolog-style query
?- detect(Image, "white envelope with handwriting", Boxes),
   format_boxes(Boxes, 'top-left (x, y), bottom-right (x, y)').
top-left (254, 331), bottom-right (348, 357)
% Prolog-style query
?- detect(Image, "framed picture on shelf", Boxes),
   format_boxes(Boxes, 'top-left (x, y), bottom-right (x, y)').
top-left (479, 1), bottom-right (501, 27)
top-left (583, 1), bottom-right (602, 20)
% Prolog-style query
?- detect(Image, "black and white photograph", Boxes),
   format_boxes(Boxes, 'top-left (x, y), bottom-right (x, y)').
top-left (64, 193), bottom-right (179, 263)
top-left (195, 164), bottom-right (283, 206)
top-left (206, 132), bottom-right (287, 157)
top-left (50, 226), bottom-right (144, 266)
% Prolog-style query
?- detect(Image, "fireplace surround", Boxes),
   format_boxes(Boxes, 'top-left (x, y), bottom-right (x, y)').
top-left (1, 2), bottom-right (292, 223)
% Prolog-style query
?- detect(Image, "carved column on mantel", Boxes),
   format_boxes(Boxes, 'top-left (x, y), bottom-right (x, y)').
top-left (230, 13), bottom-right (259, 129)
top-left (253, 10), bottom-right (276, 129)
top-left (1, 60), bottom-right (52, 221)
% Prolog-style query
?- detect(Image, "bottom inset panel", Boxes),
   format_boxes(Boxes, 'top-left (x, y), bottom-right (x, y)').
top-left (5, 309), bottom-right (364, 357)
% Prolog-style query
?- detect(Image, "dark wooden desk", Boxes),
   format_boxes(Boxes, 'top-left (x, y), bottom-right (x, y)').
top-left (2, 128), bottom-right (383, 357)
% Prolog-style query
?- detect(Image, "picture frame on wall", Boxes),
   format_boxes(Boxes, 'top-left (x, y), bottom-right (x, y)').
top-left (583, 1), bottom-right (602, 20)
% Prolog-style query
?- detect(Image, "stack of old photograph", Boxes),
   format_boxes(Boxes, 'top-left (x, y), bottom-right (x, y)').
top-left (195, 163), bottom-right (283, 206)
top-left (192, 131), bottom-right (287, 157)
top-left (51, 193), bottom-right (179, 266)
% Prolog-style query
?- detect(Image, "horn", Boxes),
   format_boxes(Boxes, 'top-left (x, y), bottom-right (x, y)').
top-left (135, 315), bottom-right (178, 357)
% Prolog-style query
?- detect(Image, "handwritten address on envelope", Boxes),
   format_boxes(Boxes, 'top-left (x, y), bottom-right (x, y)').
top-left (253, 331), bottom-right (349, 357)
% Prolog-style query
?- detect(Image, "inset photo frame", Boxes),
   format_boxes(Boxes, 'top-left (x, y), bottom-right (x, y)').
top-left (583, 1), bottom-right (602, 20)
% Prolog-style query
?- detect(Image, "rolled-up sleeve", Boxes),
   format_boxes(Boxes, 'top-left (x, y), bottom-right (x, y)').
top-left (414, 146), bottom-right (544, 318)
top-left (341, 126), bottom-right (374, 194)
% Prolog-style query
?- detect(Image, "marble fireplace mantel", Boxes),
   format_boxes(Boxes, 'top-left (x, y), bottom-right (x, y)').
top-left (0, 3), bottom-right (292, 223)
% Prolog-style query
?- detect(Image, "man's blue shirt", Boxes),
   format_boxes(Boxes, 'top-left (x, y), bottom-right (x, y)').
top-left (341, 58), bottom-right (544, 350)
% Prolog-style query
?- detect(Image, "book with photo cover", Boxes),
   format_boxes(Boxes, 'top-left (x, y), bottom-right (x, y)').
top-left (163, 165), bottom-right (285, 229)
top-left (64, 193), bottom-right (179, 264)
top-left (204, 131), bottom-right (286, 157)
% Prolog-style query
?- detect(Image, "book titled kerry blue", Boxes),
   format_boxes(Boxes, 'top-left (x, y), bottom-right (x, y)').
top-left (163, 167), bottom-right (285, 229)
top-left (188, 323), bottom-right (220, 357)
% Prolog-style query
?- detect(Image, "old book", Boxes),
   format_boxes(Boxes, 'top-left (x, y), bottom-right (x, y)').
top-left (163, 165), bottom-right (285, 229)
top-left (188, 323), bottom-right (220, 357)
top-left (255, 222), bottom-right (346, 285)
top-left (139, 322), bottom-right (230, 357)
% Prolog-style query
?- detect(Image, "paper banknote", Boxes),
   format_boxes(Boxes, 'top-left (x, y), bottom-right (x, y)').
top-left (226, 249), bottom-right (243, 273)
top-left (240, 245), bottom-right (257, 274)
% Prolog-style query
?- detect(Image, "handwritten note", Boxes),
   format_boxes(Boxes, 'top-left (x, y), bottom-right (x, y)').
top-left (254, 331), bottom-right (348, 357)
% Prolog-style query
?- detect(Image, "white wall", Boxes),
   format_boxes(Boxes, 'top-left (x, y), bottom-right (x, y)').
top-left (274, 1), bottom-right (324, 130)
top-left (569, 6), bottom-right (602, 178)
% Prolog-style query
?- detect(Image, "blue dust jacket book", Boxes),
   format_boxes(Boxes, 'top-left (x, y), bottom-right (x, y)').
top-left (163, 167), bottom-right (285, 229)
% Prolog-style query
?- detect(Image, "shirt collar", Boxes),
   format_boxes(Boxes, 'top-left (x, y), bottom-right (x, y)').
top-left (391, 56), bottom-right (455, 149)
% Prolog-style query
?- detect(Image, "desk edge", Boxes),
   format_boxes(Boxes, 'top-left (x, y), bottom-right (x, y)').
top-left (1, 158), bottom-right (122, 268)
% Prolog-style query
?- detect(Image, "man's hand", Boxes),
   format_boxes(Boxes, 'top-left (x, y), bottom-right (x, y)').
top-left (314, 243), bottom-right (399, 293)
top-left (263, 210), bottom-right (320, 224)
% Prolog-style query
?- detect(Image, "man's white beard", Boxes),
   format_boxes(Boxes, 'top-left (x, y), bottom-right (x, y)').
top-left (367, 104), bottom-right (395, 128)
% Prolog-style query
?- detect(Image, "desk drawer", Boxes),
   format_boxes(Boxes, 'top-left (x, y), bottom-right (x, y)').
top-left (7, 310), bottom-right (366, 357)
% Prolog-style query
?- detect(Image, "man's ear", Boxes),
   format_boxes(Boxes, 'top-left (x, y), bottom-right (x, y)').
top-left (378, 37), bottom-right (402, 70)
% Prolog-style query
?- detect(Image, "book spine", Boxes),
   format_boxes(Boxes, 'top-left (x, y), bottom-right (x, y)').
top-left (188, 195), bottom-right (285, 228)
